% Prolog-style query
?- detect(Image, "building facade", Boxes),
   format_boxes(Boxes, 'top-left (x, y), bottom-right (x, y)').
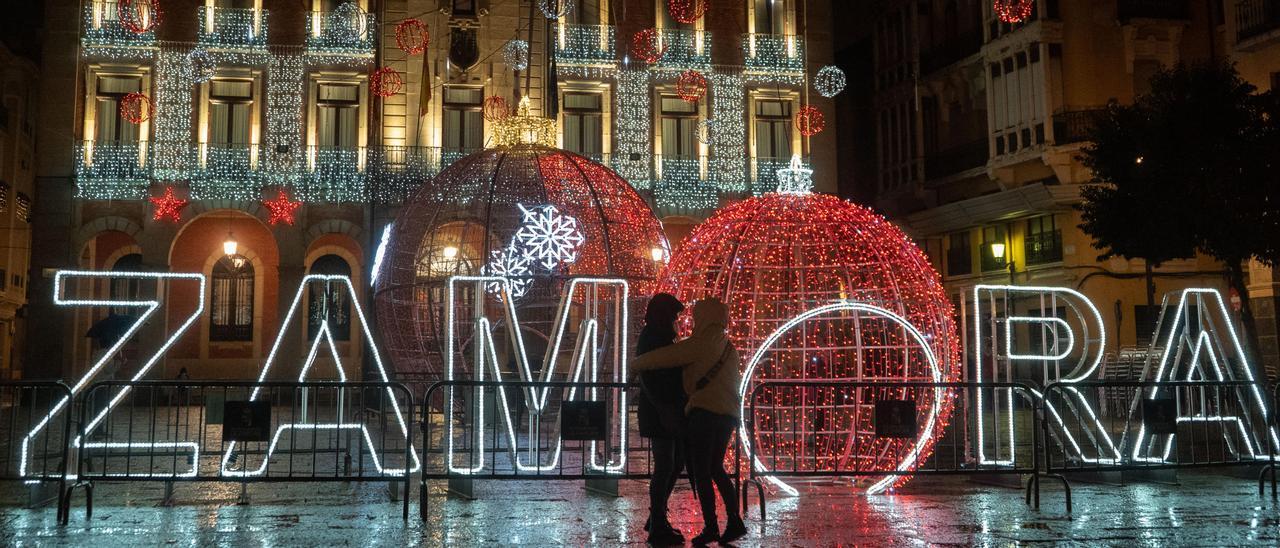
top-left (852, 0), bottom-right (1280, 372)
top-left (0, 43), bottom-right (39, 380)
top-left (27, 0), bottom-right (836, 381)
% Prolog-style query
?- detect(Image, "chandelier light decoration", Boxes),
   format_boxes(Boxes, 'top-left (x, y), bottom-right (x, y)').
top-left (370, 67), bottom-right (403, 97)
top-left (118, 0), bottom-right (162, 34)
top-left (262, 190), bottom-right (302, 225)
top-left (795, 105), bottom-right (825, 137)
top-left (814, 65), bottom-right (847, 98)
top-left (993, 0), bottom-right (1034, 23)
top-left (657, 159), bottom-right (961, 494)
top-left (120, 92), bottom-right (154, 124)
top-left (538, 0), bottom-right (573, 19)
top-left (483, 95), bottom-right (510, 122)
top-left (149, 186), bottom-right (189, 222)
top-left (186, 48), bottom-right (216, 84)
top-left (676, 70), bottom-right (708, 103)
top-left (667, 0), bottom-right (708, 24)
top-left (503, 39), bottom-right (530, 71)
top-left (492, 97), bottom-right (557, 147)
top-left (630, 28), bottom-right (667, 65)
top-left (395, 18), bottom-right (430, 55)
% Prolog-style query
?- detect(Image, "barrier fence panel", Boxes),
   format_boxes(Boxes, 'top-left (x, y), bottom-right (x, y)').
top-left (67, 380), bottom-right (415, 520)
top-left (1038, 380), bottom-right (1277, 512)
top-left (0, 381), bottom-right (74, 523)
top-left (744, 381), bottom-right (1049, 518)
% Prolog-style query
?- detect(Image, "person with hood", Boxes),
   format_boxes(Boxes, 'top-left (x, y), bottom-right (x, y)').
top-left (632, 297), bottom-right (746, 545)
top-left (635, 293), bottom-right (687, 545)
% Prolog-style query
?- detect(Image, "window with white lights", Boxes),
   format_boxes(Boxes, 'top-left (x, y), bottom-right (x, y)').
top-left (94, 75), bottom-right (142, 143)
top-left (562, 92), bottom-right (603, 157)
top-left (753, 99), bottom-right (792, 160)
top-left (316, 83), bottom-right (360, 148)
top-left (211, 254), bottom-right (254, 342)
top-left (442, 87), bottom-right (484, 151)
top-left (659, 96), bottom-right (698, 160)
top-left (208, 79), bottom-right (253, 148)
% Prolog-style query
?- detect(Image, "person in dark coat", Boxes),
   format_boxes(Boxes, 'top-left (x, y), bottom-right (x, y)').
top-left (636, 293), bottom-right (687, 545)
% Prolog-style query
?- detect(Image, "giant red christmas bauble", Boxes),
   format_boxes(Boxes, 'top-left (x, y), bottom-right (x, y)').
top-left (656, 183), bottom-right (961, 493)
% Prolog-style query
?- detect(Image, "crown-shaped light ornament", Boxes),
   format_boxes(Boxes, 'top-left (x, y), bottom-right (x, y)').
top-left (493, 96), bottom-right (557, 147)
top-left (775, 154), bottom-right (814, 194)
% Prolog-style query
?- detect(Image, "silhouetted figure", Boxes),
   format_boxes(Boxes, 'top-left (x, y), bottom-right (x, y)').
top-left (636, 293), bottom-right (687, 545)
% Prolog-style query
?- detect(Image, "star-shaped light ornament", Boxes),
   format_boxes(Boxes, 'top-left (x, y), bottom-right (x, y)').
top-left (263, 190), bottom-right (302, 225)
top-left (513, 203), bottom-right (586, 269)
top-left (150, 186), bottom-right (190, 222)
top-left (775, 154), bottom-right (815, 194)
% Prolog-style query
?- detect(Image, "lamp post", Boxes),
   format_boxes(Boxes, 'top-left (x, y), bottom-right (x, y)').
top-left (990, 241), bottom-right (1015, 285)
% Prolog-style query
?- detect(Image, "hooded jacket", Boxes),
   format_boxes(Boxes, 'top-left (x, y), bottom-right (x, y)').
top-left (631, 298), bottom-right (741, 419)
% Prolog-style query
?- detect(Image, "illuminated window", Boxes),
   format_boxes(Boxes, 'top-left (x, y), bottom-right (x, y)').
top-left (211, 255), bottom-right (254, 342)
top-left (95, 76), bottom-right (142, 143)
top-left (754, 99), bottom-right (792, 160)
top-left (443, 87), bottom-right (484, 151)
top-left (753, 0), bottom-right (785, 34)
top-left (316, 83), bottom-right (359, 148)
top-left (659, 96), bottom-right (698, 160)
top-left (208, 79), bottom-right (253, 148)
top-left (1024, 214), bottom-right (1062, 265)
top-left (568, 0), bottom-right (602, 24)
top-left (562, 92), bottom-right (602, 157)
top-left (307, 254), bottom-right (352, 341)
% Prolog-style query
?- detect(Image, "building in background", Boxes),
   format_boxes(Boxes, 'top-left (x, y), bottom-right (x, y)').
top-left (27, 0), bottom-right (835, 381)
top-left (846, 0), bottom-right (1280, 374)
top-left (0, 31), bottom-right (40, 380)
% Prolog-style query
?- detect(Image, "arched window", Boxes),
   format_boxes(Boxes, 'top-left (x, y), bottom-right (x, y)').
top-left (308, 254), bottom-right (352, 341)
top-left (211, 255), bottom-right (254, 341)
top-left (110, 253), bottom-right (143, 315)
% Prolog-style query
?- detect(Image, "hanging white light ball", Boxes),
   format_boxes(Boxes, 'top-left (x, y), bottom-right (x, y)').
top-left (504, 39), bottom-right (530, 71)
top-left (187, 48), bottom-right (216, 84)
top-left (538, 0), bottom-right (573, 20)
top-left (696, 119), bottom-right (716, 145)
top-left (814, 65), bottom-right (847, 98)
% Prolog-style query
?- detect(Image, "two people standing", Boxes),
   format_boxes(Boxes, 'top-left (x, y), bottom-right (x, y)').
top-left (634, 295), bottom-right (747, 546)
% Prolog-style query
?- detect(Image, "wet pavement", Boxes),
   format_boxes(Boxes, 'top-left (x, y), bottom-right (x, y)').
top-left (2, 471), bottom-right (1278, 545)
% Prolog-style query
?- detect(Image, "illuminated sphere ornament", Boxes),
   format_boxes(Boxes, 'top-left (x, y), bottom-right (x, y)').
top-left (503, 39), bottom-right (530, 71)
top-left (332, 2), bottom-right (370, 43)
top-left (538, 0), bottom-right (573, 19)
top-left (667, 0), bottom-right (708, 23)
top-left (631, 28), bottom-right (667, 65)
top-left (993, 0), bottom-right (1034, 23)
top-left (483, 95), bottom-right (510, 122)
top-left (696, 119), bottom-right (716, 145)
top-left (814, 65), bottom-right (847, 98)
top-left (187, 48), bottom-right (216, 84)
top-left (395, 18), bottom-right (430, 55)
top-left (657, 161), bottom-right (961, 493)
top-left (676, 70), bottom-right (708, 103)
top-left (374, 145), bottom-right (669, 381)
top-left (120, 92), bottom-right (153, 124)
top-left (118, 0), bottom-right (162, 34)
top-left (795, 105), bottom-right (825, 137)
top-left (370, 67), bottom-right (403, 97)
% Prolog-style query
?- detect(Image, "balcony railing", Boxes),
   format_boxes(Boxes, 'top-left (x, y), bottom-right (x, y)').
top-left (655, 28), bottom-right (711, 69)
top-left (306, 9), bottom-right (377, 55)
top-left (556, 24), bottom-right (615, 65)
top-left (1238, 0), bottom-right (1280, 42)
top-left (82, 2), bottom-right (157, 50)
top-left (1117, 0), bottom-right (1189, 20)
top-left (919, 30), bottom-right (983, 75)
top-left (197, 7), bottom-right (269, 50)
top-left (1052, 109), bottom-right (1106, 145)
top-left (742, 34), bottom-right (804, 74)
top-left (1024, 230), bottom-right (1064, 265)
top-left (76, 140), bottom-right (152, 199)
top-left (924, 139), bottom-right (988, 180)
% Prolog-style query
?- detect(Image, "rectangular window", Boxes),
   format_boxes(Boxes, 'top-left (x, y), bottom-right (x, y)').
top-left (316, 83), bottom-right (359, 148)
top-left (443, 86), bottom-right (484, 151)
top-left (1024, 214), bottom-right (1063, 265)
top-left (209, 79), bottom-right (253, 147)
top-left (980, 225), bottom-right (1007, 272)
top-left (754, 0), bottom-right (785, 34)
top-left (754, 100), bottom-right (792, 160)
top-left (946, 231), bottom-right (972, 276)
top-left (562, 92), bottom-right (603, 157)
top-left (569, 0), bottom-right (601, 24)
top-left (660, 96), bottom-right (698, 160)
top-left (95, 76), bottom-right (142, 143)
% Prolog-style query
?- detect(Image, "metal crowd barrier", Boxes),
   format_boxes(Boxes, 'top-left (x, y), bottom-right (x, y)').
top-left (0, 381), bottom-right (75, 524)
top-left (743, 380), bottom-right (1053, 519)
top-left (1262, 381), bottom-right (1280, 499)
top-left (64, 380), bottom-right (416, 520)
top-left (1037, 380), bottom-right (1276, 512)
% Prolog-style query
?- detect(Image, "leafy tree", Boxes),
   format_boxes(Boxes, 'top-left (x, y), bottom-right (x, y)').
top-left (1078, 61), bottom-right (1280, 367)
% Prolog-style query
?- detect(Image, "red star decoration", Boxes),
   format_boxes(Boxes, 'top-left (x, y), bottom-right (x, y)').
top-left (263, 190), bottom-right (301, 225)
top-left (149, 186), bottom-right (189, 222)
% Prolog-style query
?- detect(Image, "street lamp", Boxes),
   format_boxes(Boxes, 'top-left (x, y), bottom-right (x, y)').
top-left (989, 241), bottom-right (1015, 284)
top-left (223, 231), bottom-right (238, 257)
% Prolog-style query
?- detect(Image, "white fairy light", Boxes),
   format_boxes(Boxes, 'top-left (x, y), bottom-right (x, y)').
top-left (814, 65), bottom-right (847, 98)
top-left (503, 39), bottom-right (529, 71)
top-left (513, 203), bottom-right (585, 269)
top-left (774, 154), bottom-right (814, 194)
top-left (538, 0), bottom-right (573, 20)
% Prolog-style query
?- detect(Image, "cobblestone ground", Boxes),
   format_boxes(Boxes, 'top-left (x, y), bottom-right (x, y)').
top-left (2, 471), bottom-right (1278, 545)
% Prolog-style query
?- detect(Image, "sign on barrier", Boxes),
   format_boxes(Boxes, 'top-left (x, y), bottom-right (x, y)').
top-left (222, 400), bottom-right (272, 442)
top-left (874, 400), bottom-right (918, 439)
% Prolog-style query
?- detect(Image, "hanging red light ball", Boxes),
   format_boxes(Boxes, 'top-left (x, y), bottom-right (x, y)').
top-left (676, 70), bottom-right (708, 103)
top-left (657, 187), bottom-right (961, 492)
top-left (395, 18), bottom-right (430, 55)
top-left (370, 67), bottom-right (403, 98)
top-left (120, 92), bottom-right (154, 124)
top-left (118, 0), bottom-right (162, 34)
top-left (483, 96), bottom-right (510, 122)
top-left (795, 105), bottom-right (825, 137)
top-left (667, 0), bottom-right (708, 24)
top-left (630, 28), bottom-right (668, 65)
top-left (993, 0), bottom-right (1034, 23)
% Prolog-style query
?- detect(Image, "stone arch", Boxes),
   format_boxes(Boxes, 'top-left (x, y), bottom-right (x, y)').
top-left (185, 199), bottom-right (272, 225)
top-left (75, 216), bottom-right (142, 256)
top-left (306, 219), bottom-right (363, 247)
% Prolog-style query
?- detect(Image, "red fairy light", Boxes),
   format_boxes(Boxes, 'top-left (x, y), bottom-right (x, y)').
top-left (370, 67), bottom-right (403, 97)
top-left (395, 18), bottom-right (430, 55)
top-left (993, 0), bottom-right (1034, 23)
top-left (483, 96), bottom-right (510, 122)
top-left (795, 106), bottom-right (825, 137)
top-left (676, 70), bottom-right (707, 103)
top-left (262, 190), bottom-right (302, 226)
top-left (658, 192), bottom-right (961, 491)
top-left (149, 186), bottom-right (189, 222)
top-left (630, 28), bottom-right (667, 65)
top-left (667, 0), bottom-right (708, 24)
top-left (120, 92), bottom-right (154, 124)
top-left (118, 0), bottom-right (162, 34)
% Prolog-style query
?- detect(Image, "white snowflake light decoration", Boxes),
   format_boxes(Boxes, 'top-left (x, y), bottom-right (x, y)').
top-left (484, 244), bottom-right (534, 298)
top-left (514, 203), bottom-right (586, 270)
